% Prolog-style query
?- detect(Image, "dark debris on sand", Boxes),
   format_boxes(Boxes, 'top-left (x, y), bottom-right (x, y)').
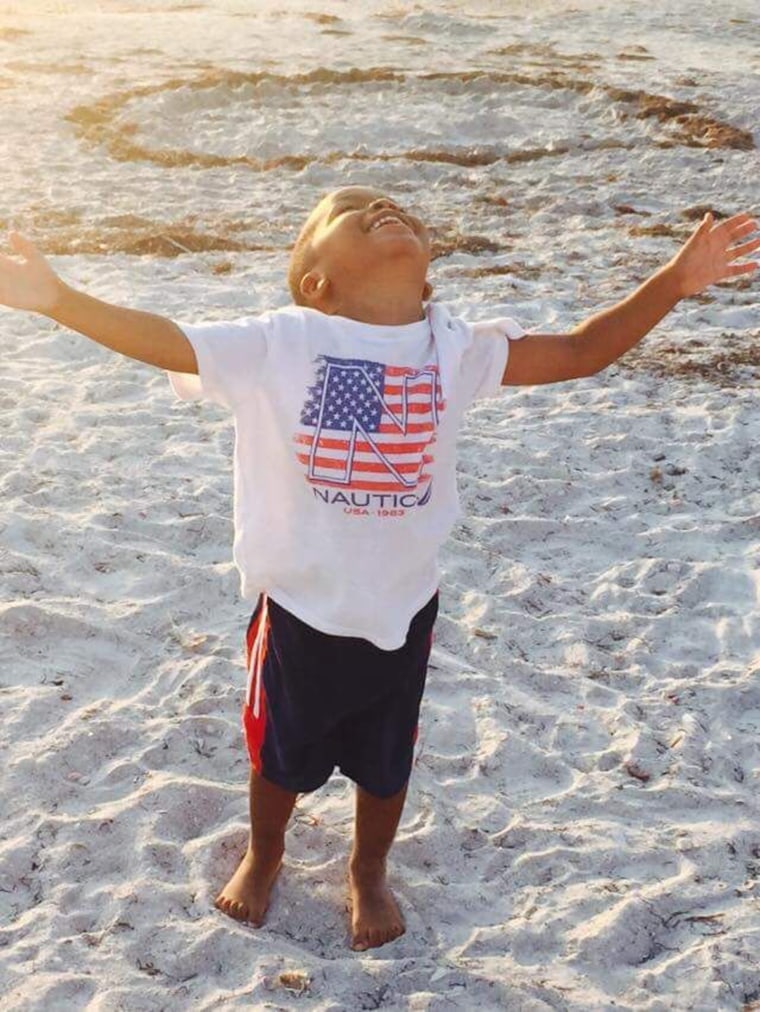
top-left (617, 328), bottom-right (760, 388)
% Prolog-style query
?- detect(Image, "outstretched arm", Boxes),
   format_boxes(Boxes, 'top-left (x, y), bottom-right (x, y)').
top-left (502, 211), bottom-right (758, 385)
top-left (571, 210), bottom-right (759, 377)
top-left (0, 230), bottom-right (197, 374)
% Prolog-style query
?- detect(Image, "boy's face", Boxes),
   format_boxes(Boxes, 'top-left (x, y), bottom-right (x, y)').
top-left (299, 186), bottom-right (431, 306)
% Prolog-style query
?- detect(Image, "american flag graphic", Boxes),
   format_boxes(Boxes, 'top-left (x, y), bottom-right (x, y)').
top-left (294, 355), bottom-right (445, 494)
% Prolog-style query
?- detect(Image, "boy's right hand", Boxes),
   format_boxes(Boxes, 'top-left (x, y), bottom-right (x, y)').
top-left (0, 229), bottom-right (197, 373)
top-left (0, 231), bottom-right (64, 315)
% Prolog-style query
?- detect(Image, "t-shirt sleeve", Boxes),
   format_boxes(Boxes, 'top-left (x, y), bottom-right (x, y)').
top-left (460, 315), bottom-right (527, 405)
top-left (166, 313), bottom-right (271, 410)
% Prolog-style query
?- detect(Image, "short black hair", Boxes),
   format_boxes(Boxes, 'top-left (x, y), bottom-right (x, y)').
top-left (287, 203), bottom-right (323, 305)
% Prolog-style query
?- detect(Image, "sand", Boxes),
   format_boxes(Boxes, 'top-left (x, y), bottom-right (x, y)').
top-left (0, 1), bottom-right (758, 1009)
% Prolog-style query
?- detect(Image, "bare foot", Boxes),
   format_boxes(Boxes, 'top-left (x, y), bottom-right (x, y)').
top-left (215, 846), bottom-right (284, 927)
top-left (347, 860), bottom-right (406, 951)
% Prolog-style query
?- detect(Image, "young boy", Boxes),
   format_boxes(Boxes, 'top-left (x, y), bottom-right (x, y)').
top-left (0, 189), bottom-right (756, 952)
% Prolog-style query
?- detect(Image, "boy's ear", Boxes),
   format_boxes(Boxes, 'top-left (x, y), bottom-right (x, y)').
top-left (299, 271), bottom-right (328, 302)
top-left (422, 280), bottom-right (433, 301)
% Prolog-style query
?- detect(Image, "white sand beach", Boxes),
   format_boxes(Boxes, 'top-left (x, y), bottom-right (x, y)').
top-left (0, 1), bottom-right (758, 1008)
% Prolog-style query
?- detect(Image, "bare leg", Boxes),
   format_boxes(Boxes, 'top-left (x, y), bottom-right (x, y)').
top-left (215, 767), bottom-right (298, 926)
top-left (347, 779), bottom-right (409, 950)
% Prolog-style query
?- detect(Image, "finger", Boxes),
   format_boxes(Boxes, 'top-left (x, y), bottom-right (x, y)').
top-left (727, 237), bottom-right (760, 260)
top-left (8, 230), bottom-right (27, 253)
top-left (727, 218), bottom-right (760, 238)
top-left (691, 212), bottom-right (713, 235)
top-left (9, 231), bottom-right (42, 259)
top-left (723, 260), bottom-right (758, 277)
top-left (719, 212), bottom-right (756, 232)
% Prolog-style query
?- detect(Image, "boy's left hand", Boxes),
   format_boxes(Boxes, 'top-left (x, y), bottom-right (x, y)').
top-left (666, 211), bottom-right (759, 298)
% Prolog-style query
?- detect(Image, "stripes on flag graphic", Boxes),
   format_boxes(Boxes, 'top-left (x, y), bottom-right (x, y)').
top-left (294, 354), bottom-right (445, 512)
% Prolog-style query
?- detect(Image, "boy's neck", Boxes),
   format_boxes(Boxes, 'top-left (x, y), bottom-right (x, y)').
top-left (331, 307), bottom-right (431, 323)
top-left (319, 292), bottom-right (427, 327)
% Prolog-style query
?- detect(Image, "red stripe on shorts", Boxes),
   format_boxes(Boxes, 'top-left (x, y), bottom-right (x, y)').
top-left (242, 599), bottom-right (270, 772)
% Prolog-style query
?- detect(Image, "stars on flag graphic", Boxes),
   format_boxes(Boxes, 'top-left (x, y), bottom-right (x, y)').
top-left (293, 354), bottom-right (445, 506)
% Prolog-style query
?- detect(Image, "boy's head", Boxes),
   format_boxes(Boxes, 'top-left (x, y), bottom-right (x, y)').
top-left (288, 186), bottom-right (433, 316)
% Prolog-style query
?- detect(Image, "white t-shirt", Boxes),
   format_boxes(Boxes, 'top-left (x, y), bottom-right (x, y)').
top-left (167, 300), bottom-right (526, 649)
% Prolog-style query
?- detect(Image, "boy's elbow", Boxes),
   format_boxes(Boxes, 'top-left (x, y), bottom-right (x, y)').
top-left (574, 338), bottom-right (600, 379)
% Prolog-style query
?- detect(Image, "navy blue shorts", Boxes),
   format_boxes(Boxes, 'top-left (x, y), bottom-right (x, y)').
top-left (241, 590), bottom-right (439, 799)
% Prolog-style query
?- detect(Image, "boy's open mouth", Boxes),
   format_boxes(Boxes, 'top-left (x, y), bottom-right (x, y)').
top-left (368, 212), bottom-right (412, 232)
top-left (370, 218), bottom-right (412, 231)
